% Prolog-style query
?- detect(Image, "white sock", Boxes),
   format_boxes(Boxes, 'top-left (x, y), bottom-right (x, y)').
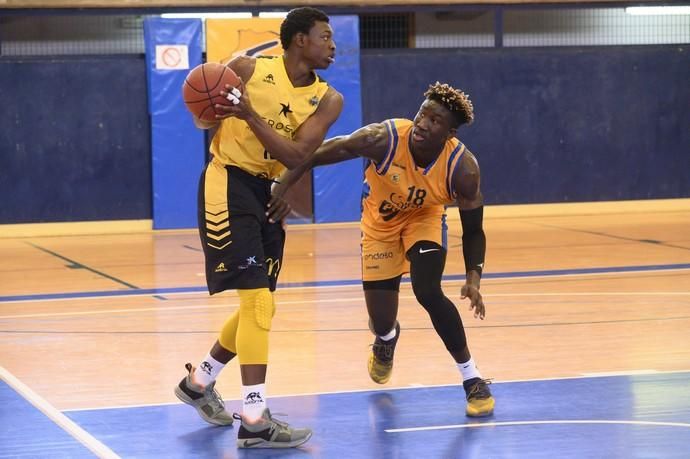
top-left (457, 357), bottom-right (482, 382)
top-left (193, 354), bottom-right (225, 387)
top-left (242, 383), bottom-right (267, 421)
top-left (379, 326), bottom-right (397, 341)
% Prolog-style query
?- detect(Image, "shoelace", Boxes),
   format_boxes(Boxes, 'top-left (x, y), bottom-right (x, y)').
top-left (232, 412), bottom-right (291, 431)
top-left (372, 342), bottom-right (395, 361)
top-left (467, 379), bottom-right (492, 399)
top-left (204, 383), bottom-right (226, 410)
top-left (266, 412), bottom-right (290, 430)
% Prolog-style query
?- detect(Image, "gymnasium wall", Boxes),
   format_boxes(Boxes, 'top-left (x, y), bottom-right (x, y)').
top-left (361, 45), bottom-right (690, 204)
top-left (1, 45), bottom-right (688, 224)
top-left (0, 57), bottom-right (151, 224)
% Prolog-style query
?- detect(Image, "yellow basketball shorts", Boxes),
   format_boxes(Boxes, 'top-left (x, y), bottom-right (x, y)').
top-left (361, 208), bottom-right (448, 281)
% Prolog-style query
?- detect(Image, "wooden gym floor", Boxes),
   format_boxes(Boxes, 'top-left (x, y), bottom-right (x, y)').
top-left (1, 198), bottom-right (689, 458)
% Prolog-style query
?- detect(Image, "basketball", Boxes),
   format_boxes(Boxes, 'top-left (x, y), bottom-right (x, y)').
top-left (182, 62), bottom-right (242, 122)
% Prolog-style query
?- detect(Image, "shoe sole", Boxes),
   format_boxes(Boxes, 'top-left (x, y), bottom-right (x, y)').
top-left (466, 399), bottom-right (495, 418)
top-left (174, 385), bottom-right (233, 427)
top-left (237, 431), bottom-right (312, 449)
top-left (466, 408), bottom-right (494, 417)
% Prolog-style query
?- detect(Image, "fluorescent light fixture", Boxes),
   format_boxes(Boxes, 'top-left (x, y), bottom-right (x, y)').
top-left (259, 11), bottom-right (288, 18)
top-left (625, 6), bottom-right (690, 15)
top-left (161, 12), bottom-right (252, 19)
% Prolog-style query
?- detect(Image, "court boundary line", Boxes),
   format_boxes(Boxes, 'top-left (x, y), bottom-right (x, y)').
top-left (385, 419), bottom-right (690, 433)
top-left (0, 365), bottom-right (120, 458)
top-left (2, 262), bottom-right (689, 304)
top-left (61, 369), bottom-right (690, 413)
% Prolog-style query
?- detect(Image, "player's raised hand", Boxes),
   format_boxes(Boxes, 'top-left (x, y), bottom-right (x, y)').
top-left (461, 283), bottom-right (486, 320)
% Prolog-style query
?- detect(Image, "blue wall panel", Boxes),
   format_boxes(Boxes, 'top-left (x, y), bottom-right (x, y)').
top-left (313, 15), bottom-right (363, 223)
top-left (1, 46), bottom-right (687, 227)
top-left (144, 19), bottom-right (204, 229)
top-left (361, 46), bottom-right (690, 204)
top-left (0, 57), bottom-right (150, 224)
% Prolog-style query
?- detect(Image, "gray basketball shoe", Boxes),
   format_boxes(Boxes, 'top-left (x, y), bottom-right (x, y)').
top-left (174, 363), bottom-right (233, 426)
top-left (234, 409), bottom-right (312, 448)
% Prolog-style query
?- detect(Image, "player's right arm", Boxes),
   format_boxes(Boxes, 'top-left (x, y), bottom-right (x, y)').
top-left (191, 56), bottom-right (256, 131)
top-left (216, 58), bottom-right (345, 169)
top-left (306, 122), bottom-right (389, 167)
top-left (270, 122), bottom-right (388, 202)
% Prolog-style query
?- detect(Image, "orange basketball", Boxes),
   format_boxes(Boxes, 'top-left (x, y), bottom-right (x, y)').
top-left (182, 62), bottom-right (241, 122)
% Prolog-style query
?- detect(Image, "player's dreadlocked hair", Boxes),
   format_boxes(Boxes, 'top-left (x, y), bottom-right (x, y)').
top-left (280, 7), bottom-right (330, 50)
top-left (424, 82), bottom-right (475, 127)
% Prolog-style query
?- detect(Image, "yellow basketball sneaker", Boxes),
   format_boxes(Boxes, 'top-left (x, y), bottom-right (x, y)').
top-left (464, 378), bottom-right (495, 417)
top-left (367, 321), bottom-right (400, 384)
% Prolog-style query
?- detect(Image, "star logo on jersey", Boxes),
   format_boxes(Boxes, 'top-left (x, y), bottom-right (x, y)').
top-left (309, 96), bottom-right (319, 106)
top-left (279, 102), bottom-right (293, 117)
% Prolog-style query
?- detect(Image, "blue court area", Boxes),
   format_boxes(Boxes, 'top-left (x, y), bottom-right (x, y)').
top-left (3, 372), bottom-right (689, 458)
top-left (0, 382), bottom-right (94, 458)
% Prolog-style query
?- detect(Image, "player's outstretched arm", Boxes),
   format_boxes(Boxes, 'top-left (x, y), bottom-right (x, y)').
top-left (452, 150), bottom-right (487, 320)
top-left (270, 123), bottom-right (388, 202)
top-left (217, 57), bottom-right (345, 169)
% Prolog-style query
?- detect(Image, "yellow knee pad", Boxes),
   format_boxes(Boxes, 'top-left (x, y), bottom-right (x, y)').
top-left (236, 288), bottom-right (275, 364)
top-left (238, 288), bottom-right (275, 330)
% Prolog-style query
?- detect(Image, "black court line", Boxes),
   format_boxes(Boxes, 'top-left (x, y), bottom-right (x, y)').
top-left (26, 242), bottom-right (140, 289)
top-left (1, 314), bottom-right (688, 335)
top-left (530, 222), bottom-right (690, 251)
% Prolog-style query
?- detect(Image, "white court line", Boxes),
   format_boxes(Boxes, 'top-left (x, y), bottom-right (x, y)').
top-left (0, 365), bottom-right (120, 458)
top-left (385, 419), bottom-right (690, 433)
top-left (63, 368), bottom-right (690, 413)
top-left (2, 290), bottom-right (690, 321)
top-left (0, 295), bottom-right (362, 320)
top-left (582, 369), bottom-right (660, 377)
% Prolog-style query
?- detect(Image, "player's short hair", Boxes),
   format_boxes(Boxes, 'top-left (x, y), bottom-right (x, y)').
top-left (424, 82), bottom-right (475, 127)
top-left (280, 7), bottom-right (330, 50)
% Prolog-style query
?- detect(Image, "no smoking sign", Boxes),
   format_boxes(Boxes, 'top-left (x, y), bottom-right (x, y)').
top-left (155, 45), bottom-right (190, 70)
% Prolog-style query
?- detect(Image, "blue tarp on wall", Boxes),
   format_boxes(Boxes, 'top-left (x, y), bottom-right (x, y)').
top-left (361, 46), bottom-right (690, 204)
top-left (313, 15), bottom-right (364, 223)
top-left (0, 57), bottom-right (150, 224)
top-left (144, 19), bottom-right (205, 229)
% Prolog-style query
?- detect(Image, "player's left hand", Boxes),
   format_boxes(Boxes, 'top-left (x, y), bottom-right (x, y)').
top-left (266, 185), bottom-right (291, 224)
top-left (461, 284), bottom-right (485, 320)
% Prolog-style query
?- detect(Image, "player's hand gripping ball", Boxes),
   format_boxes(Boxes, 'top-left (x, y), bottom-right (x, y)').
top-left (182, 62), bottom-right (242, 122)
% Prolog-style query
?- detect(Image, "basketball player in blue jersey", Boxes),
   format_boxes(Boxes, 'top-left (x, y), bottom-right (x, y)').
top-left (174, 7), bottom-right (343, 449)
top-left (273, 82), bottom-right (495, 417)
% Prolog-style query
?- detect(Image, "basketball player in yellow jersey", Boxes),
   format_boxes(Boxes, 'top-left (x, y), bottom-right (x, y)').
top-left (273, 82), bottom-right (494, 417)
top-left (174, 7), bottom-right (343, 449)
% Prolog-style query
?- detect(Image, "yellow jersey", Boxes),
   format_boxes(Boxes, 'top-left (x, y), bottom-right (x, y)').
top-left (210, 55), bottom-right (330, 179)
top-left (361, 118), bottom-right (466, 239)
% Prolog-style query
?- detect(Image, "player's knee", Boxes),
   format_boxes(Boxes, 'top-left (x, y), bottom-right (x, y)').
top-left (238, 288), bottom-right (274, 331)
top-left (254, 289), bottom-right (275, 330)
top-left (412, 282), bottom-right (444, 311)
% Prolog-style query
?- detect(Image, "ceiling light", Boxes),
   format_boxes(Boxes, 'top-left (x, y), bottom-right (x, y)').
top-left (625, 6), bottom-right (690, 15)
